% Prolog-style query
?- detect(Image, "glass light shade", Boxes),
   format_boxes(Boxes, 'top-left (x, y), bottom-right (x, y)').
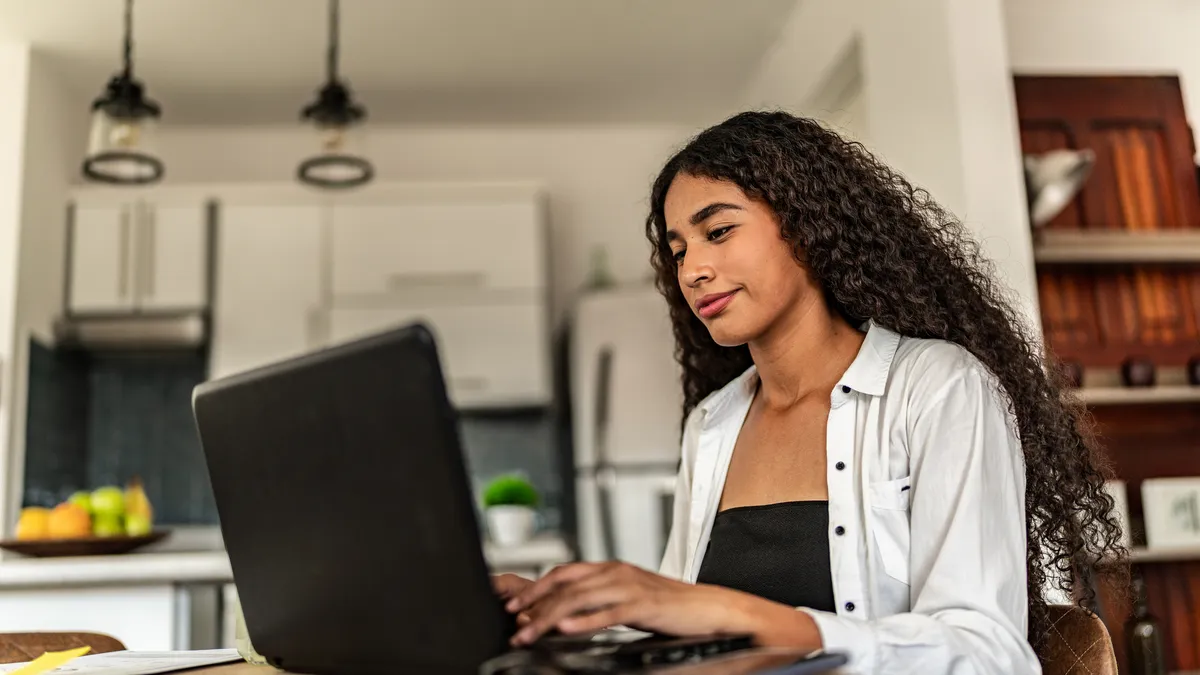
top-left (297, 123), bottom-right (373, 189)
top-left (82, 108), bottom-right (163, 185)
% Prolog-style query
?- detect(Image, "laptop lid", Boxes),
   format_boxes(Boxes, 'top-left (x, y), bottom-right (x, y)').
top-left (193, 323), bottom-right (512, 675)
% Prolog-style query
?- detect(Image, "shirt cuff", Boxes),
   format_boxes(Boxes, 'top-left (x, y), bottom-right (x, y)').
top-left (798, 608), bottom-right (878, 673)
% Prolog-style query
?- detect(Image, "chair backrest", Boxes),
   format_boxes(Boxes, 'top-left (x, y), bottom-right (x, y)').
top-left (1039, 605), bottom-right (1118, 675)
top-left (0, 632), bottom-right (126, 664)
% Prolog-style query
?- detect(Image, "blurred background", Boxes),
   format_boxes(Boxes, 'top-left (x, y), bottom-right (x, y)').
top-left (0, 0), bottom-right (1196, 671)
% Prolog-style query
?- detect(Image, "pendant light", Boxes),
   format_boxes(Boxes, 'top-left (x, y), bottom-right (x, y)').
top-left (297, 0), bottom-right (373, 189)
top-left (82, 0), bottom-right (164, 185)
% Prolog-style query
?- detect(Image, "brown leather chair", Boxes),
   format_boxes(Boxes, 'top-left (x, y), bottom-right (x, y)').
top-left (1039, 605), bottom-right (1118, 675)
top-left (0, 633), bottom-right (126, 664)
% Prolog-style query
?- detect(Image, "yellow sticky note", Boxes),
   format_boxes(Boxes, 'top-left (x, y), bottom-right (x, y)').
top-left (8, 647), bottom-right (91, 675)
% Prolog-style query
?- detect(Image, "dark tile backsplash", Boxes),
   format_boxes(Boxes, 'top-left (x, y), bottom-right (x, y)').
top-left (22, 339), bottom-right (217, 524)
top-left (24, 338), bottom-right (564, 530)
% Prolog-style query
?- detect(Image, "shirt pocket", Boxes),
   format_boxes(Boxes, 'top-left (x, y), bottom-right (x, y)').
top-left (869, 476), bottom-right (912, 585)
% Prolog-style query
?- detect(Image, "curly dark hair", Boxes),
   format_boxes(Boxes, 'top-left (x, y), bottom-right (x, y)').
top-left (644, 111), bottom-right (1127, 650)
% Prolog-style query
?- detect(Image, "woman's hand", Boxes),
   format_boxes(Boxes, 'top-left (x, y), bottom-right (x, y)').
top-left (492, 573), bottom-right (535, 600)
top-left (504, 562), bottom-right (743, 646)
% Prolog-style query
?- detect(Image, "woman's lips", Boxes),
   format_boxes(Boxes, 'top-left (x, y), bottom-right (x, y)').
top-left (696, 290), bottom-right (737, 319)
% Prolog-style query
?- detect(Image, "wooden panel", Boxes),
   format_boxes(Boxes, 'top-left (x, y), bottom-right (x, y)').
top-left (1039, 265), bottom-right (1200, 367)
top-left (1014, 76), bottom-right (1200, 233)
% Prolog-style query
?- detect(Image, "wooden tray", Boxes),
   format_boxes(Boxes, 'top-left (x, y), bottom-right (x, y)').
top-left (0, 531), bottom-right (169, 557)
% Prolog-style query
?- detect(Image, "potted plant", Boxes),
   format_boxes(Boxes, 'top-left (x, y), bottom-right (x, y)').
top-left (482, 474), bottom-right (539, 547)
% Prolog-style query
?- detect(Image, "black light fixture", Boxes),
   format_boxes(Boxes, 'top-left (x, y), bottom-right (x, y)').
top-left (82, 0), bottom-right (164, 185)
top-left (297, 0), bottom-right (373, 189)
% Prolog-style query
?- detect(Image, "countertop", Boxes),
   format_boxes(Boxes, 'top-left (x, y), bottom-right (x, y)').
top-left (0, 534), bottom-right (574, 590)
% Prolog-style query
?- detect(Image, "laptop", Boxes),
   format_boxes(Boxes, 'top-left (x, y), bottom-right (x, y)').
top-left (192, 323), bottom-right (843, 675)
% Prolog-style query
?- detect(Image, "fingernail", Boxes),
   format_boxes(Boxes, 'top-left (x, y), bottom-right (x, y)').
top-left (506, 599), bottom-right (520, 612)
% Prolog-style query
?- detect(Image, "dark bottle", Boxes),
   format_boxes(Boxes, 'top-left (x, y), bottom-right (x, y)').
top-left (1127, 575), bottom-right (1166, 675)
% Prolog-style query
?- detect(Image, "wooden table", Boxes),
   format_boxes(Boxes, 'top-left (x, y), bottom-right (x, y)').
top-left (187, 649), bottom-right (840, 675)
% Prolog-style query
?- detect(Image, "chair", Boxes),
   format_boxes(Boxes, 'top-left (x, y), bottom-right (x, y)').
top-left (1039, 605), bottom-right (1118, 675)
top-left (0, 632), bottom-right (126, 664)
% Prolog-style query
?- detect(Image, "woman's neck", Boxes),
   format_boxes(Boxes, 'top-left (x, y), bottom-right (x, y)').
top-left (748, 298), bottom-right (865, 411)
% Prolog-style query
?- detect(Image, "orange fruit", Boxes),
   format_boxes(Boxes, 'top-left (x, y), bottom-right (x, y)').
top-left (46, 503), bottom-right (92, 539)
top-left (15, 507), bottom-right (51, 540)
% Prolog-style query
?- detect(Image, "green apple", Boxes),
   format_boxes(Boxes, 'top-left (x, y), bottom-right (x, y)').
top-left (91, 486), bottom-right (125, 519)
top-left (93, 514), bottom-right (124, 538)
top-left (125, 513), bottom-right (152, 537)
top-left (68, 491), bottom-right (92, 513)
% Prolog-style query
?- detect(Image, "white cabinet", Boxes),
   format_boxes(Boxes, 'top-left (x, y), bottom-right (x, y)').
top-left (209, 205), bottom-right (323, 380)
top-left (68, 198), bottom-right (209, 315)
top-left (328, 301), bottom-right (550, 408)
top-left (330, 201), bottom-right (544, 297)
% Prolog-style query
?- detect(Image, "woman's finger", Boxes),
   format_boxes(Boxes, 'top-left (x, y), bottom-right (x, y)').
top-left (492, 574), bottom-right (531, 599)
top-left (507, 562), bottom-right (605, 612)
top-left (512, 585), bottom-right (633, 645)
top-left (557, 606), bottom-right (629, 635)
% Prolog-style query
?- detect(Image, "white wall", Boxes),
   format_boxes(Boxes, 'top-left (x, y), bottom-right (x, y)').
top-left (0, 43), bottom-right (31, 540)
top-left (740, 0), bottom-right (1039, 329)
top-left (151, 124), bottom-right (696, 318)
top-left (3, 51), bottom-right (84, 537)
top-left (1005, 0), bottom-right (1200, 157)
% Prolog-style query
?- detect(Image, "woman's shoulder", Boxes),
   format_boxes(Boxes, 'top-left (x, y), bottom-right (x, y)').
top-left (888, 335), bottom-right (1005, 408)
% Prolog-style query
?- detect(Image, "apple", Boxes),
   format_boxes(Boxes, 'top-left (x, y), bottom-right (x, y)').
top-left (93, 514), bottom-right (124, 538)
top-left (91, 486), bottom-right (125, 519)
top-left (68, 491), bottom-right (93, 514)
top-left (125, 513), bottom-right (152, 537)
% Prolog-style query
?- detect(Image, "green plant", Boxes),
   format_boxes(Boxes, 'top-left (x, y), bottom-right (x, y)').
top-left (482, 474), bottom-right (539, 508)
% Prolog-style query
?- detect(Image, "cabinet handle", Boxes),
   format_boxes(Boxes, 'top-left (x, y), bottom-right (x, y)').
top-left (144, 204), bottom-right (156, 299)
top-left (386, 271), bottom-right (486, 291)
top-left (118, 206), bottom-right (131, 299)
top-left (450, 376), bottom-right (488, 392)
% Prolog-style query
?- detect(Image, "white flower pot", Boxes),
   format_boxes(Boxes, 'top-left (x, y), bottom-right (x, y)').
top-left (487, 505), bottom-right (536, 546)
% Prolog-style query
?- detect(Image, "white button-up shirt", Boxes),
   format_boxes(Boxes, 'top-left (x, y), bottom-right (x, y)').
top-left (658, 323), bottom-right (1041, 674)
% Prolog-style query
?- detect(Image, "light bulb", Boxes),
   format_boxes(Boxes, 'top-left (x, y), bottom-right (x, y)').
top-left (321, 126), bottom-right (346, 153)
top-left (109, 121), bottom-right (141, 149)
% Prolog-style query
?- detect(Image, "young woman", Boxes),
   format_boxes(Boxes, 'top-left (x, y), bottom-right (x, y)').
top-left (495, 111), bottom-right (1125, 673)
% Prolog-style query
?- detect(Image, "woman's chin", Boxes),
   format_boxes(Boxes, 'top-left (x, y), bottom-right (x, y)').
top-left (705, 321), bottom-right (755, 348)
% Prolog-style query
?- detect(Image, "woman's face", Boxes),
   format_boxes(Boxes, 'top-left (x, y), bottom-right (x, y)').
top-left (663, 173), bottom-right (815, 347)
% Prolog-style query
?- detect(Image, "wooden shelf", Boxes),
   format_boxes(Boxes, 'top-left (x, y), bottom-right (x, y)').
top-left (1033, 230), bottom-right (1200, 263)
top-left (1131, 545), bottom-right (1200, 563)
top-left (1074, 385), bottom-right (1200, 405)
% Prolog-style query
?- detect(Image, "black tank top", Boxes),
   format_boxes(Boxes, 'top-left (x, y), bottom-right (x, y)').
top-left (694, 501), bottom-right (836, 612)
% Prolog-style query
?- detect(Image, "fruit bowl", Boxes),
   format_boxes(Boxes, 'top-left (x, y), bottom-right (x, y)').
top-left (0, 531), bottom-right (169, 558)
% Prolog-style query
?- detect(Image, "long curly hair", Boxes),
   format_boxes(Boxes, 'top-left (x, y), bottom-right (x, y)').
top-left (644, 111), bottom-right (1126, 649)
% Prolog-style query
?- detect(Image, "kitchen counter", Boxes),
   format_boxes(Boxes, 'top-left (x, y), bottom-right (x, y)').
top-left (0, 551), bottom-right (232, 589)
top-left (0, 533), bottom-right (574, 590)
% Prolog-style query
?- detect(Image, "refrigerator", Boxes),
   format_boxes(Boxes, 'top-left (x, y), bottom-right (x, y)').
top-left (568, 286), bottom-right (684, 570)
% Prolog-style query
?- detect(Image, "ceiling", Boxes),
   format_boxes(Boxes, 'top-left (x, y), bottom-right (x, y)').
top-left (0, 0), bottom-right (797, 125)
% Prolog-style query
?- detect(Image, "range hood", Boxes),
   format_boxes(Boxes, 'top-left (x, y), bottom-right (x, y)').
top-left (53, 312), bottom-right (209, 351)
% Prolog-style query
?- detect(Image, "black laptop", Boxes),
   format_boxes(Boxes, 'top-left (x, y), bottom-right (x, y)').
top-left (192, 323), bottom-right (844, 675)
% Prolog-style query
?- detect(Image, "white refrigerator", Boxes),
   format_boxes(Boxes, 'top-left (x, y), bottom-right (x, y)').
top-left (570, 286), bottom-right (684, 570)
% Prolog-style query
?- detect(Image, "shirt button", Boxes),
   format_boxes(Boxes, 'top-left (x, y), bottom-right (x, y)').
top-left (844, 602), bottom-right (855, 612)
top-left (841, 385), bottom-right (851, 394)
top-left (834, 526), bottom-right (845, 536)
top-left (835, 461), bottom-right (846, 471)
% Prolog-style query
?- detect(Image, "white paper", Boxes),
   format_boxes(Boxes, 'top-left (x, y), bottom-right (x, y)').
top-left (0, 649), bottom-right (242, 675)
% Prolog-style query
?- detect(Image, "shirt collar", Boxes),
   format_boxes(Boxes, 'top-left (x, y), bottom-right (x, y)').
top-left (838, 320), bottom-right (901, 396)
top-left (696, 321), bottom-right (902, 424)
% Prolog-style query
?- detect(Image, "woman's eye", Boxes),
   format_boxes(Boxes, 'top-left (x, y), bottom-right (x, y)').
top-left (708, 226), bottom-right (733, 241)
top-left (672, 249), bottom-right (685, 264)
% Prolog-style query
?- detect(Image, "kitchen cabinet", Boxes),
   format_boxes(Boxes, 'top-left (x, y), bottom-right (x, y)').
top-left (330, 201), bottom-right (545, 298)
top-left (208, 205), bottom-right (323, 380)
top-left (328, 300), bottom-right (550, 408)
top-left (68, 198), bottom-right (210, 315)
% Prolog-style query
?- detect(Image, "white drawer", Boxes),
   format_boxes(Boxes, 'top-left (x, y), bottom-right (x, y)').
top-left (330, 201), bottom-right (545, 297)
top-left (328, 301), bottom-right (550, 409)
